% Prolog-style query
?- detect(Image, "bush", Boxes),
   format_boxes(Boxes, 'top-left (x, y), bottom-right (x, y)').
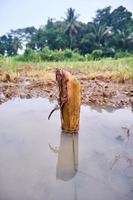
top-left (14, 55), bottom-right (26, 62)
top-left (40, 47), bottom-right (84, 61)
top-left (72, 52), bottom-right (84, 61)
top-left (16, 47), bottom-right (133, 62)
top-left (22, 48), bottom-right (40, 62)
top-left (63, 49), bottom-right (73, 59)
top-left (103, 48), bottom-right (115, 58)
top-left (85, 53), bottom-right (93, 61)
top-left (114, 51), bottom-right (131, 59)
top-left (91, 49), bottom-right (103, 60)
top-left (40, 47), bottom-right (65, 61)
top-left (54, 50), bottom-right (64, 61)
top-left (40, 47), bottom-right (52, 61)
top-left (0, 54), bottom-right (4, 67)
top-left (0, 54), bottom-right (4, 59)
top-left (63, 49), bottom-right (84, 61)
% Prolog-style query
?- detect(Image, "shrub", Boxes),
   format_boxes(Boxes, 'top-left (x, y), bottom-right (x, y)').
top-left (0, 54), bottom-right (4, 59)
top-left (114, 51), bottom-right (131, 59)
top-left (91, 49), bottom-right (103, 60)
top-left (85, 53), bottom-right (93, 61)
top-left (71, 52), bottom-right (84, 61)
top-left (103, 48), bottom-right (115, 58)
top-left (63, 49), bottom-right (84, 61)
top-left (40, 48), bottom-right (85, 61)
top-left (23, 48), bottom-right (33, 60)
top-left (40, 47), bottom-right (51, 61)
top-left (22, 48), bottom-right (40, 62)
top-left (54, 50), bottom-right (64, 61)
top-left (63, 49), bottom-right (73, 59)
top-left (14, 55), bottom-right (26, 62)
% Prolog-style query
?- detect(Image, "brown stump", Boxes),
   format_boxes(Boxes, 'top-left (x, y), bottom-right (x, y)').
top-left (56, 69), bottom-right (81, 134)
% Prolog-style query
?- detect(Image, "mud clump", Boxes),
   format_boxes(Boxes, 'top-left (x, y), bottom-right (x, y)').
top-left (0, 71), bottom-right (11, 82)
top-left (2, 73), bottom-right (11, 82)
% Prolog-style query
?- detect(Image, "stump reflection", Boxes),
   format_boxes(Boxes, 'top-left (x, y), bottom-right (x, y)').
top-left (56, 132), bottom-right (78, 181)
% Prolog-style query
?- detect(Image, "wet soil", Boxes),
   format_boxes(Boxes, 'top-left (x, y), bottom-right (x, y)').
top-left (0, 67), bottom-right (133, 110)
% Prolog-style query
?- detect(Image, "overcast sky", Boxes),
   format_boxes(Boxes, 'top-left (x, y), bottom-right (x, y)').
top-left (0, 0), bottom-right (133, 36)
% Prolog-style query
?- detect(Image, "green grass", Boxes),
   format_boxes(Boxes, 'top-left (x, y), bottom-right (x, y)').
top-left (0, 56), bottom-right (133, 81)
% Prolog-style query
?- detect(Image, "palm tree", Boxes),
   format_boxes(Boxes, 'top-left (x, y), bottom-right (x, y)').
top-left (112, 28), bottom-right (133, 51)
top-left (64, 8), bottom-right (80, 49)
top-left (90, 23), bottom-right (112, 48)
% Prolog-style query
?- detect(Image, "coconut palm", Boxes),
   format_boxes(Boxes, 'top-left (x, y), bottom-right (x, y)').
top-left (90, 23), bottom-right (112, 48)
top-left (64, 8), bottom-right (80, 49)
top-left (112, 28), bottom-right (133, 51)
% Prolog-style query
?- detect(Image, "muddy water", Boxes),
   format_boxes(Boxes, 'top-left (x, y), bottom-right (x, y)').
top-left (0, 98), bottom-right (133, 200)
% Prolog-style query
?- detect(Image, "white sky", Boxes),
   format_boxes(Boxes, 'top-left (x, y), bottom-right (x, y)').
top-left (0, 0), bottom-right (133, 36)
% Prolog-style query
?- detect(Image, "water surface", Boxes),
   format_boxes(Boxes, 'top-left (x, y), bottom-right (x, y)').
top-left (0, 98), bottom-right (133, 200)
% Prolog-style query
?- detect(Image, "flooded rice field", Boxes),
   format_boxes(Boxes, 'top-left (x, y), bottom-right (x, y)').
top-left (0, 98), bottom-right (133, 200)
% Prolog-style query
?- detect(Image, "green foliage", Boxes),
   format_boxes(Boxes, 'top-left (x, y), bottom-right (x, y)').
top-left (94, 6), bottom-right (111, 26)
top-left (18, 48), bottom-right (41, 62)
top-left (40, 47), bottom-right (52, 61)
top-left (0, 54), bottom-right (4, 68)
top-left (1, 6), bottom-right (133, 57)
top-left (92, 50), bottom-right (103, 60)
top-left (14, 55), bottom-right (25, 62)
top-left (71, 52), bottom-right (84, 61)
top-left (18, 47), bottom-right (84, 62)
top-left (41, 47), bottom-right (84, 61)
top-left (14, 47), bottom-right (133, 62)
top-left (114, 51), bottom-right (132, 59)
top-left (54, 50), bottom-right (64, 61)
top-left (85, 53), bottom-right (93, 61)
top-left (40, 47), bottom-right (64, 61)
top-left (110, 6), bottom-right (132, 31)
top-left (0, 54), bottom-right (4, 59)
top-left (0, 34), bottom-right (22, 56)
top-left (64, 8), bottom-right (80, 49)
top-left (63, 49), bottom-right (72, 58)
top-left (0, 40), bottom-right (5, 55)
top-left (103, 48), bottom-right (115, 57)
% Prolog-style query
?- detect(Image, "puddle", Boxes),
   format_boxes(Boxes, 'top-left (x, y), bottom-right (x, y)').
top-left (0, 98), bottom-right (133, 200)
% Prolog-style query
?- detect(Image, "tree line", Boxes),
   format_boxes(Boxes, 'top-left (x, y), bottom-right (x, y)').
top-left (0, 5), bottom-right (133, 59)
